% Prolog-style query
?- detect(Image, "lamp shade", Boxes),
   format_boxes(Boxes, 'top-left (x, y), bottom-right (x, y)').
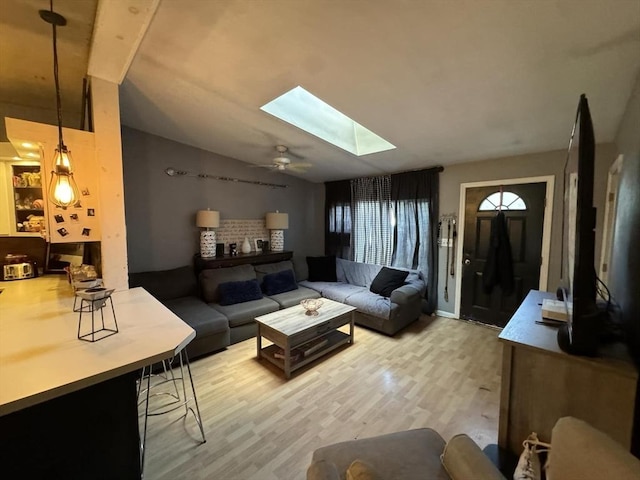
top-left (196, 210), bottom-right (220, 228)
top-left (265, 212), bottom-right (288, 230)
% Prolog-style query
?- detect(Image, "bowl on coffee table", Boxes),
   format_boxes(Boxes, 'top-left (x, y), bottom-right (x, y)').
top-left (300, 298), bottom-right (323, 316)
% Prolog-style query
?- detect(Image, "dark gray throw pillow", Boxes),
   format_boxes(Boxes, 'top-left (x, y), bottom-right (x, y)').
top-left (218, 279), bottom-right (263, 305)
top-left (306, 255), bottom-right (337, 282)
top-left (262, 269), bottom-right (298, 296)
top-left (370, 267), bottom-right (409, 297)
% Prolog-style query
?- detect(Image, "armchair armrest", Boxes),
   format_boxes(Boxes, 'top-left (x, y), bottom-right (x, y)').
top-left (441, 434), bottom-right (506, 480)
top-left (307, 460), bottom-right (340, 480)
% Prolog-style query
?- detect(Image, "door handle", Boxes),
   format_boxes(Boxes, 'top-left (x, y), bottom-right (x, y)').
top-left (464, 258), bottom-right (471, 265)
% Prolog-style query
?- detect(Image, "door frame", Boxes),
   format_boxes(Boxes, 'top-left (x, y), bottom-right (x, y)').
top-left (598, 154), bottom-right (623, 285)
top-left (454, 175), bottom-right (555, 319)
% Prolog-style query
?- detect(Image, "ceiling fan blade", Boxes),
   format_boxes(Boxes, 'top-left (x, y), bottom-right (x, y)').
top-left (288, 163), bottom-right (312, 172)
top-left (248, 164), bottom-right (277, 169)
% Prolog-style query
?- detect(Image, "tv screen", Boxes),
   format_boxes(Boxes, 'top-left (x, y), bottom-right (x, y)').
top-left (558, 94), bottom-right (599, 356)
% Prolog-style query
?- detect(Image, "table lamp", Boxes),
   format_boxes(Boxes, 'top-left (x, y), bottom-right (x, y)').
top-left (197, 209), bottom-right (220, 257)
top-left (265, 211), bottom-right (288, 252)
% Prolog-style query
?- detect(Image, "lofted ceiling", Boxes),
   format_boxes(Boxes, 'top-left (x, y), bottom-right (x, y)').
top-left (1, 1), bottom-right (639, 183)
top-left (0, 0), bottom-right (98, 126)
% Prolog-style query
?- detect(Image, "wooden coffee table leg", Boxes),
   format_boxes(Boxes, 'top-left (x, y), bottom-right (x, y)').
top-left (256, 323), bottom-right (262, 359)
top-left (284, 341), bottom-right (291, 379)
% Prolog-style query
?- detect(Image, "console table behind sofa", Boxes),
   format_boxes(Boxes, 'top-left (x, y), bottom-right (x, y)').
top-left (194, 250), bottom-right (293, 273)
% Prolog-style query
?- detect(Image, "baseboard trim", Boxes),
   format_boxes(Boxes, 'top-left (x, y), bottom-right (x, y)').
top-left (436, 310), bottom-right (458, 319)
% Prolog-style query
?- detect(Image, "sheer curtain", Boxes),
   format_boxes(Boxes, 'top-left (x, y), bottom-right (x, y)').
top-left (351, 176), bottom-right (392, 266)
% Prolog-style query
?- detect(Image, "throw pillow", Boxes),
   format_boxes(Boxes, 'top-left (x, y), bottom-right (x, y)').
top-left (346, 460), bottom-right (382, 480)
top-left (217, 279), bottom-right (263, 306)
top-left (262, 269), bottom-right (298, 296)
top-left (369, 267), bottom-right (409, 297)
top-left (306, 255), bottom-right (337, 282)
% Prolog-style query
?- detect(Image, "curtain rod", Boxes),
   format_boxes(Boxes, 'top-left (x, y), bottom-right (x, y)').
top-left (324, 165), bottom-right (444, 184)
top-left (164, 167), bottom-right (288, 189)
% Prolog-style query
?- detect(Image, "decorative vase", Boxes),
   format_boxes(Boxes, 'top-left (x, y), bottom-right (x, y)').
top-left (242, 237), bottom-right (251, 254)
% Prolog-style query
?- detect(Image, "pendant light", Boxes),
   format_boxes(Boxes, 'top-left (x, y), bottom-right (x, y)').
top-left (40, 1), bottom-right (80, 209)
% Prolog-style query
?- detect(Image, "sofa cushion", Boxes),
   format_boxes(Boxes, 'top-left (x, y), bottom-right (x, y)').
top-left (200, 264), bottom-right (256, 303)
top-left (129, 266), bottom-right (197, 301)
top-left (369, 267), bottom-right (409, 297)
top-left (311, 428), bottom-right (449, 480)
top-left (268, 286), bottom-right (321, 309)
top-left (164, 297), bottom-right (229, 336)
top-left (337, 258), bottom-right (382, 287)
top-left (218, 279), bottom-right (263, 306)
top-left (344, 291), bottom-right (391, 319)
top-left (262, 269), bottom-right (298, 296)
top-left (255, 260), bottom-right (296, 283)
top-left (212, 297), bottom-right (280, 327)
top-left (314, 282), bottom-right (368, 303)
top-left (307, 255), bottom-right (337, 282)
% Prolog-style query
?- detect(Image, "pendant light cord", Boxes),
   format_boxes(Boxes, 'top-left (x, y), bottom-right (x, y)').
top-left (49, 0), bottom-right (65, 150)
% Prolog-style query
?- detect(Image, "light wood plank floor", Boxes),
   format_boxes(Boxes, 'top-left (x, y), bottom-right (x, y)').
top-left (142, 316), bottom-right (502, 480)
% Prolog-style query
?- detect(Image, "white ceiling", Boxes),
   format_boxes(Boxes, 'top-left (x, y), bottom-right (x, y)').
top-left (119, 0), bottom-right (640, 183)
top-left (2, 1), bottom-right (639, 183)
top-left (0, 0), bottom-right (97, 123)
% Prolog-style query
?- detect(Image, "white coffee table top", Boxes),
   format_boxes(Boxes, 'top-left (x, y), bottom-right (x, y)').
top-left (256, 298), bottom-right (355, 335)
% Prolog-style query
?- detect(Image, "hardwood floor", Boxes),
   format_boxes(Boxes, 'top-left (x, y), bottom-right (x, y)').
top-left (141, 315), bottom-right (502, 480)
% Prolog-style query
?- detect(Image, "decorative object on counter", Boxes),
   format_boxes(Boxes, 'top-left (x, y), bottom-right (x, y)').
top-left (229, 242), bottom-right (238, 256)
top-left (215, 243), bottom-right (225, 257)
top-left (242, 237), bottom-right (251, 254)
top-left (165, 167), bottom-right (287, 189)
top-left (262, 240), bottom-right (269, 253)
top-left (196, 208), bottom-right (220, 258)
top-left (254, 239), bottom-right (263, 252)
top-left (301, 298), bottom-right (323, 316)
top-left (76, 287), bottom-right (118, 342)
top-left (40, 3), bottom-right (81, 209)
top-left (72, 278), bottom-right (104, 312)
top-left (265, 211), bottom-right (289, 252)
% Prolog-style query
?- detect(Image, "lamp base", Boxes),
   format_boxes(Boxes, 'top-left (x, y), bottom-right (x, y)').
top-left (200, 230), bottom-right (217, 258)
top-left (270, 230), bottom-right (284, 252)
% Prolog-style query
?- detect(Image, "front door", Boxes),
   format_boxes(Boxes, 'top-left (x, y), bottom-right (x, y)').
top-left (460, 182), bottom-right (546, 327)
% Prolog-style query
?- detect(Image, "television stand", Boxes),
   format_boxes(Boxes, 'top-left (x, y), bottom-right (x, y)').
top-left (498, 290), bottom-right (637, 455)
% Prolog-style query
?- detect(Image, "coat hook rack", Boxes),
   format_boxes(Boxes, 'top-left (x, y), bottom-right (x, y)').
top-left (164, 167), bottom-right (288, 189)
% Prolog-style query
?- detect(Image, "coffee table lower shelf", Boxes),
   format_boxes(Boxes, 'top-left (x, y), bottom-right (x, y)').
top-left (259, 330), bottom-right (350, 377)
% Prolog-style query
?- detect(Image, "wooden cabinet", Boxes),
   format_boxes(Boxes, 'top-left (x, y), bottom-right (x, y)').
top-left (498, 290), bottom-right (638, 454)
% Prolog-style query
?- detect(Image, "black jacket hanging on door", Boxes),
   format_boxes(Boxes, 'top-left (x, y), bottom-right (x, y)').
top-left (482, 211), bottom-right (515, 296)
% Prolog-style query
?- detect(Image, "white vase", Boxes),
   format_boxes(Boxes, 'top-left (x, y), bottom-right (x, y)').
top-left (242, 237), bottom-right (251, 254)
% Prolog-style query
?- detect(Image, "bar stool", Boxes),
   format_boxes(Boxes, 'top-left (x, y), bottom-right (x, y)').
top-left (137, 347), bottom-right (206, 477)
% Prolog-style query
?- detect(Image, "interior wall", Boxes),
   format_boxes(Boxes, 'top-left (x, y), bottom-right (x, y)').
top-left (122, 127), bottom-right (325, 274)
top-left (436, 143), bottom-right (617, 315)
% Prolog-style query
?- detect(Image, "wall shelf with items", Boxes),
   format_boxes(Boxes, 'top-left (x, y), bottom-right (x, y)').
top-left (10, 163), bottom-right (46, 236)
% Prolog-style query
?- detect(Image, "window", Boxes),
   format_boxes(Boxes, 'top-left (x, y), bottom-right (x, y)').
top-left (479, 191), bottom-right (527, 211)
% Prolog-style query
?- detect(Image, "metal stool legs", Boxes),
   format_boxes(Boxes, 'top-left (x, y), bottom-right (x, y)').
top-left (138, 348), bottom-right (206, 478)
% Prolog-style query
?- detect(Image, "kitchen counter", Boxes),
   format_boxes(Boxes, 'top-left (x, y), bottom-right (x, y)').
top-left (0, 275), bottom-right (195, 478)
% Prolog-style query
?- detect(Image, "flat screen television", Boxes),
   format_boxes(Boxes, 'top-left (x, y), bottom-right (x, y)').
top-left (557, 94), bottom-right (600, 356)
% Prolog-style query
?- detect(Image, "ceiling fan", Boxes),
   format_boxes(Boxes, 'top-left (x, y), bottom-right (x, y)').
top-left (253, 145), bottom-right (312, 172)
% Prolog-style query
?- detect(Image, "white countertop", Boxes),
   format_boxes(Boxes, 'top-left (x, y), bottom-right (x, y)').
top-left (0, 276), bottom-right (195, 416)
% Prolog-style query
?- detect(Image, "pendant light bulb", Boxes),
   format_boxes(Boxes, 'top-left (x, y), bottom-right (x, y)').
top-left (48, 145), bottom-right (80, 208)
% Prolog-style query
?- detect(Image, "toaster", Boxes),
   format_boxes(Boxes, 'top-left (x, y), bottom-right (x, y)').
top-left (2, 262), bottom-right (36, 281)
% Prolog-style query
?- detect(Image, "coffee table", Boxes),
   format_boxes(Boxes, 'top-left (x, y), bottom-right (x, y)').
top-left (255, 298), bottom-right (356, 378)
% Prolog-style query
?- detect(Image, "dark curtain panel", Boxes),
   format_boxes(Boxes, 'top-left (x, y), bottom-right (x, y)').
top-left (390, 168), bottom-right (440, 314)
top-left (325, 180), bottom-right (352, 259)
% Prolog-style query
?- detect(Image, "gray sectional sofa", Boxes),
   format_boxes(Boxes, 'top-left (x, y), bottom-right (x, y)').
top-left (129, 257), bottom-right (426, 360)
top-left (300, 258), bottom-right (426, 335)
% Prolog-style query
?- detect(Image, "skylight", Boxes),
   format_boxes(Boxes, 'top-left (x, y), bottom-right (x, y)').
top-left (260, 86), bottom-right (395, 156)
